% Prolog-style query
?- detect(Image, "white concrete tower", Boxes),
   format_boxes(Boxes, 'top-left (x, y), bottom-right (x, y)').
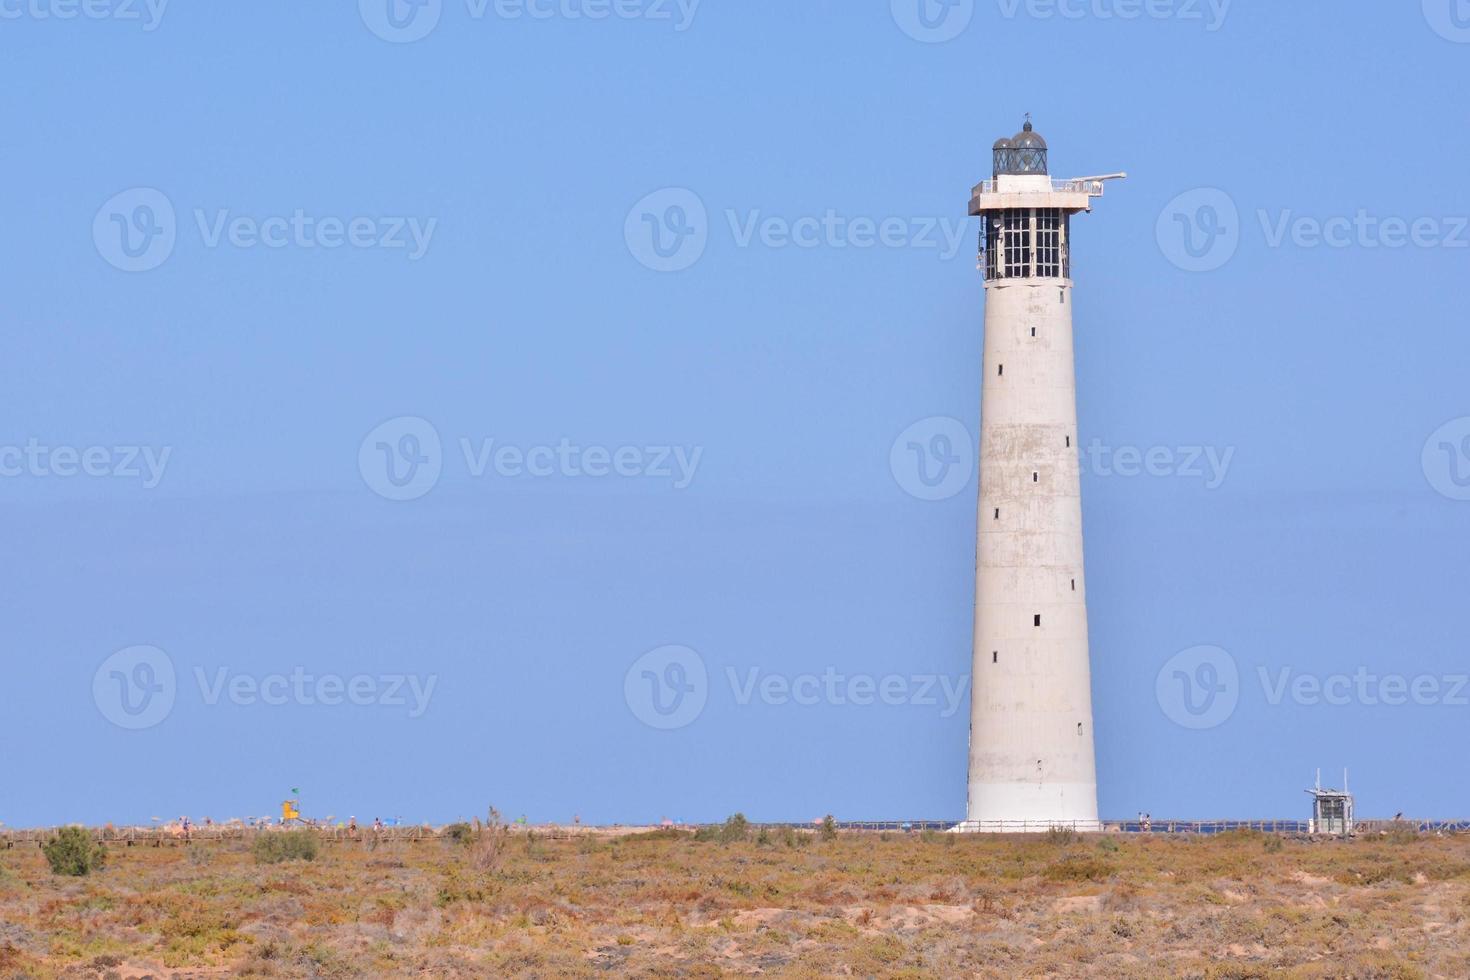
top-left (960, 120), bottom-right (1123, 832)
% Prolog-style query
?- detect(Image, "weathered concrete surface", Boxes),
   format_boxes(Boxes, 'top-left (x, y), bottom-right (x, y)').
top-left (964, 175), bottom-right (1105, 831)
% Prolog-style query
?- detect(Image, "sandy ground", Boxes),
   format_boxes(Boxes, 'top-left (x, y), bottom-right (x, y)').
top-left (1, 826), bottom-right (1465, 978)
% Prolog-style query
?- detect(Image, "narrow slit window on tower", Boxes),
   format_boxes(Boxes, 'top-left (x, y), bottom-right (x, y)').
top-left (1060, 289), bottom-right (1066, 304)
top-left (993, 651), bottom-right (998, 664)
top-left (1031, 326), bottom-right (1036, 337)
top-left (1034, 614), bottom-right (1042, 627)
top-left (1066, 435), bottom-right (1071, 448)
top-left (1077, 723), bottom-right (1083, 736)
top-left (994, 508), bottom-right (1000, 520)
top-left (1033, 472), bottom-right (1039, 483)
top-left (998, 364), bottom-right (1004, 377)
top-left (1071, 578), bottom-right (1076, 591)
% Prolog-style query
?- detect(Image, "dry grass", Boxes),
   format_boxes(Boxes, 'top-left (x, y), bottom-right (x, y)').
top-left (0, 828), bottom-right (1466, 977)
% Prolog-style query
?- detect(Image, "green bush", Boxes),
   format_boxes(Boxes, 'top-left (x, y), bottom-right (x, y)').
top-left (253, 830), bottom-right (319, 865)
top-left (718, 813), bottom-right (750, 844)
top-left (820, 815), bottom-right (837, 841)
top-left (43, 826), bottom-right (106, 876)
top-left (443, 822), bottom-right (475, 846)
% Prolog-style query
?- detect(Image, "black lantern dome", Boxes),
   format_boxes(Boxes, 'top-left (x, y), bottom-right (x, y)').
top-left (993, 117), bottom-right (1049, 177)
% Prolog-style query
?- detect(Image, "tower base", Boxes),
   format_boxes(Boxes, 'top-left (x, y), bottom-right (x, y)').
top-left (965, 779), bottom-right (1099, 831)
top-left (949, 819), bottom-right (1104, 834)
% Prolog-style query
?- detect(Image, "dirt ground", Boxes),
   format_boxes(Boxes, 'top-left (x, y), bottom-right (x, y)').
top-left (1, 826), bottom-right (1465, 978)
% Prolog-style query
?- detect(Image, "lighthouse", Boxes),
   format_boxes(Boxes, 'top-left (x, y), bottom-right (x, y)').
top-left (960, 120), bottom-right (1124, 832)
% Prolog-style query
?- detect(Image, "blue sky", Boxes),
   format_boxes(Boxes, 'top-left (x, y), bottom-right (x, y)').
top-left (2, 1), bottom-right (1469, 827)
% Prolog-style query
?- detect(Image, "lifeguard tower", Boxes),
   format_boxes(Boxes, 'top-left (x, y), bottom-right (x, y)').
top-left (1307, 770), bottom-right (1354, 837)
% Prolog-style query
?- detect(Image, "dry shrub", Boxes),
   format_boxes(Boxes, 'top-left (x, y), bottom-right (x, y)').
top-left (1101, 882), bottom-right (1140, 912)
top-left (1043, 856), bottom-right (1114, 883)
top-left (253, 830), bottom-right (318, 865)
top-left (473, 807), bottom-right (510, 873)
top-left (1044, 826), bottom-right (1079, 848)
top-left (973, 886), bottom-right (1014, 919)
top-left (1384, 823), bottom-right (1420, 846)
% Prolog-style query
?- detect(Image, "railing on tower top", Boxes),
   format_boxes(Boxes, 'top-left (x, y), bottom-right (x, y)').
top-left (975, 178), bottom-right (1109, 197)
